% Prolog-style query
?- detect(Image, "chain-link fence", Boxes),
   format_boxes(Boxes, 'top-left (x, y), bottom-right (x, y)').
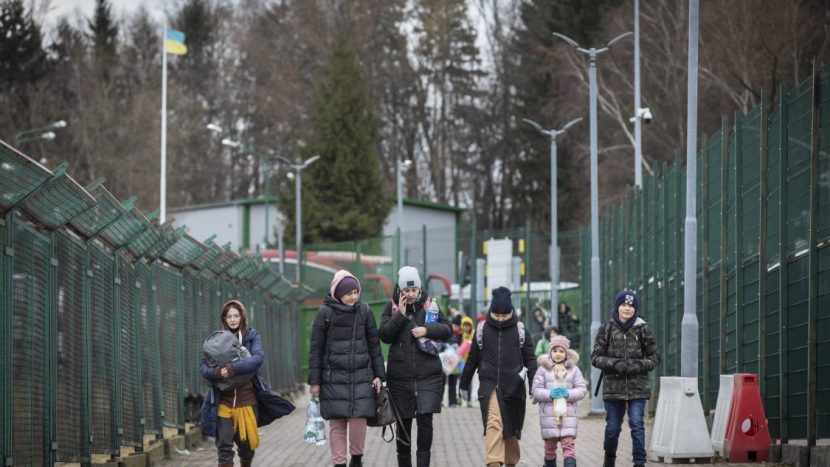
top-left (0, 141), bottom-right (311, 465)
top-left (580, 63), bottom-right (830, 445)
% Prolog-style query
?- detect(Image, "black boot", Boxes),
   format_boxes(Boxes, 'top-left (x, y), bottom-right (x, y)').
top-left (397, 453), bottom-right (412, 467)
top-left (334, 464), bottom-right (346, 467)
top-left (349, 454), bottom-right (363, 467)
top-left (633, 465), bottom-right (644, 467)
top-left (544, 458), bottom-right (557, 467)
top-left (563, 457), bottom-right (576, 467)
top-left (416, 450), bottom-right (431, 467)
top-left (602, 453), bottom-right (615, 467)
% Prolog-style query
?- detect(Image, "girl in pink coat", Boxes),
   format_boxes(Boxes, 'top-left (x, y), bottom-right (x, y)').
top-left (531, 335), bottom-right (587, 467)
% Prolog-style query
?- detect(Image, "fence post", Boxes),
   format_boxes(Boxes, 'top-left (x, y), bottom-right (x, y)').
top-left (778, 83), bottom-right (790, 443)
top-left (701, 134), bottom-right (710, 407)
top-left (177, 275), bottom-right (186, 433)
top-left (719, 115), bottom-right (729, 378)
top-left (734, 111), bottom-right (745, 372)
top-left (134, 278), bottom-right (145, 450)
top-left (47, 232), bottom-right (58, 465)
top-left (757, 90), bottom-right (770, 399)
top-left (806, 59), bottom-right (820, 447)
top-left (112, 254), bottom-right (123, 452)
top-left (470, 218), bottom-right (477, 315)
top-left (1, 214), bottom-right (9, 466)
top-left (674, 149), bottom-right (683, 375)
top-left (83, 243), bottom-right (93, 460)
top-left (422, 224), bottom-right (427, 280)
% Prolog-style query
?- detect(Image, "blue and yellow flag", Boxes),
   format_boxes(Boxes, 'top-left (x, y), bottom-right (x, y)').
top-left (165, 29), bottom-right (187, 55)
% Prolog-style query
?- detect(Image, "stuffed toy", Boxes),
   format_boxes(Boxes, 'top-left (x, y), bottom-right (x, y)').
top-left (552, 363), bottom-right (569, 425)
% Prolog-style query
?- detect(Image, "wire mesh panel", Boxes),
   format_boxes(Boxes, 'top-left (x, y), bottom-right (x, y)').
top-left (117, 258), bottom-right (141, 447)
top-left (136, 261), bottom-right (161, 435)
top-left (817, 69), bottom-right (830, 440)
top-left (89, 246), bottom-right (117, 453)
top-left (12, 222), bottom-right (51, 466)
top-left (155, 265), bottom-right (182, 429)
top-left (182, 271), bottom-right (201, 400)
top-left (55, 233), bottom-right (87, 462)
top-left (783, 79), bottom-right (815, 440)
top-left (0, 219), bottom-right (5, 460)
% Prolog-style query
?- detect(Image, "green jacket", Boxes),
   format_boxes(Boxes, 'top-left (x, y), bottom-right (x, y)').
top-left (590, 317), bottom-right (659, 401)
top-left (534, 338), bottom-right (550, 357)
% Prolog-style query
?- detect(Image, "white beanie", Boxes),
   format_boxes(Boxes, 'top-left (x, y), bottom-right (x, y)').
top-left (397, 266), bottom-right (422, 290)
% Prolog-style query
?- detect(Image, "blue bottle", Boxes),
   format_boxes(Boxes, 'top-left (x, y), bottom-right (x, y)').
top-left (425, 301), bottom-right (439, 324)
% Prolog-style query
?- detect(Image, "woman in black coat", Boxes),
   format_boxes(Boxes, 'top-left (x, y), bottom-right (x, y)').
top-left (460, 287), bottom-right (538, 467)
top-left (379, 266), bottom-right (452, 467)
top-left (308, 270), bottom-right (386, 467)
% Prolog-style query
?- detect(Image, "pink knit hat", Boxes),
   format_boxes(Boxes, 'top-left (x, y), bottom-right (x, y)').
top-left (550, 335), bottom-right (571, 352)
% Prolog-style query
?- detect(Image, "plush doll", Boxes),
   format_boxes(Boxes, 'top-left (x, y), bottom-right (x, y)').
top-left (552, 363), bottom-right (569, 425)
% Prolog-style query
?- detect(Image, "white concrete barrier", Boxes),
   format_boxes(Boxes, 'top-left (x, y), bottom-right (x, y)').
top-left (710, 374), bottom-right (735, 456)
top-left (649, 376), bottom-right (714, 463)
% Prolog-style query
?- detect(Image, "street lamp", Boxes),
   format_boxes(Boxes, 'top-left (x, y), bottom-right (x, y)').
top-left (275, 154), bottom-right (320, 282)
top-left (15, 120), bottom-right (68, 147)
top-left (524, 117), bottom-right (582, 329)
top-left (554, 29), bottom-right (631, 415)
top-left (396, 159), bottom-right (413, 266)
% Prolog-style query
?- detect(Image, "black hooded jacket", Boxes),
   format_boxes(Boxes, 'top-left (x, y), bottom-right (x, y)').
top-left (307, 294), bottom-right (386, 420)
top-left (459, 311), bottom-right (538, 439)
top-left (379, 287), bottom-right (452, 419)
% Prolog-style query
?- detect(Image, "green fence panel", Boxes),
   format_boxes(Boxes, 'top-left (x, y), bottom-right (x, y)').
top-left (11, 220), bottom-right (51, 465)
top-left (90, 245), bottom-right (117, 454)
top-left (117, 257), bottom-right (142, 447)
top-left (817, 68), bottom-right (830, 439)
top-left (155, 265), bottom-right (183, 429)
top-left (54, 233), bottom-right (86, 461)
top-left (136, 261), bottom-right (161, 436)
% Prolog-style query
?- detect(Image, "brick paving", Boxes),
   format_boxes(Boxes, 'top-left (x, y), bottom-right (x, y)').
top-left (159, 391), bottom-right (782, 467)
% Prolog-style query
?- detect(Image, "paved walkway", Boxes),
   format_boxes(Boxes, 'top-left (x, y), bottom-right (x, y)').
top-left (160, 392), bottom-right (781, 466)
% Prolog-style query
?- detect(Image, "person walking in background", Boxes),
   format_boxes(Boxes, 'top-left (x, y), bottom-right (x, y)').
top-left (444, 314), bottom-right (464, 407)
top-left (535, 326), bottom-right (560, 357)
top-left (460, 287), bottom-right (538, 467)
top-left (457, 315), bottom-right (475, 407)
top-left (201, 300), bottom-right (294, 467)
top-left (556, 302), bottom-right (580, 349)
top-left (308, 270), bottom-right (386, 467)
top-left (591, 290), bottom-right (660, 467)
top-left (531, 335), bottom-right (587, 467)
top-left (530, 305), bottom-right (549, 344)
top-left (379, 266), bottom-right (452, 467)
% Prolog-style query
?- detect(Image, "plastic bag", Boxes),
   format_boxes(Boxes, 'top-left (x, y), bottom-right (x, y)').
top-left (303, 397), bottom-right (327, 446)
top-left (440, 347), bottom-right (460, 375)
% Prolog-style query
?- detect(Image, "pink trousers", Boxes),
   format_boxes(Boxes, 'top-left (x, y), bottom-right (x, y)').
top-left (544, 436), bottom-right (576, 460)
top-left (329, 418), bottom-right (367, 464)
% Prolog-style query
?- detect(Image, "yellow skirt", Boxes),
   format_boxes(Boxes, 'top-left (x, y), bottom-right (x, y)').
top-left (217, 403), bottom-right (260, 449)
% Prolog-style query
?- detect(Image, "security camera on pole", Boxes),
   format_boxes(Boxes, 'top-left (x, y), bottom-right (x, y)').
top-left (523, 117), bottom-right (582, 329)
top-left (553, 29), bottom-right (631, 416)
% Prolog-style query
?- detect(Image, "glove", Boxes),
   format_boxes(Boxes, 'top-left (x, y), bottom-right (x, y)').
top-left (627, 360), bottom-right (644, 375)
top-left (613, 359), bottom-right (628, 376)
top-left (549, 388), bottom-right (569, 399)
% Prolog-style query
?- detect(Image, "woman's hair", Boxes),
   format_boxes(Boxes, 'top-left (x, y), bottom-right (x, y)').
top-left (220, 299), bottom-right (249, 337)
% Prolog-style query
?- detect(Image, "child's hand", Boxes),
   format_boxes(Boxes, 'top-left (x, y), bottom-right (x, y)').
top-left (549, 388), bottom-right (568, 399)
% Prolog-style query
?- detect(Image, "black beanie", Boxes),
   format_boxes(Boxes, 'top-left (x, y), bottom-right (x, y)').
top-left (334, 277), bottom-right (359, 300)
top-left (489, 287), bottom-right (514, 314)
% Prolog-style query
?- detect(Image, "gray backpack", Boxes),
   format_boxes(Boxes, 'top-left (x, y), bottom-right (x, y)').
top-left (203, 330), bottom-right (253, 392)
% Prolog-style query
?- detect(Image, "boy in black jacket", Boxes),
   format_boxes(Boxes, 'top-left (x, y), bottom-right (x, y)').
top-left (460, 287), bottom-right (538, 467)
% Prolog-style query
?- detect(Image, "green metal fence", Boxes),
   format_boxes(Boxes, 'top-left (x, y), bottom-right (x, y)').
top-left (580, 63), bottom-right (830, 445)
top-left (0, 140), bottom-right (311, 465)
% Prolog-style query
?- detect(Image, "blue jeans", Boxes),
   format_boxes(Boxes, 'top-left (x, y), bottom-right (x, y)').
top-left (604, 399), bottom-right (646, 464)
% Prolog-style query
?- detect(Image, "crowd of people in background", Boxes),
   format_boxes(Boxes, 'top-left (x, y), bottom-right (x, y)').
top-left (201, 266), bottom-right (660, 467)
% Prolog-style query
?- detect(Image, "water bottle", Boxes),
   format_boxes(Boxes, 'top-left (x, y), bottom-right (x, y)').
top-left (426, 301), bottom-right (439, 324)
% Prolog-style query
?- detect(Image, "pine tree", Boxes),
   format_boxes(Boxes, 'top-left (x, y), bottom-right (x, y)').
top-left (510, 0), bottom-right (620, 231)
top-left (280, 32), bottom-right (389, 244)
top-left (0, 0), bottom-right (48, 93)
top-left (88, 0), bottom-right (119, 81)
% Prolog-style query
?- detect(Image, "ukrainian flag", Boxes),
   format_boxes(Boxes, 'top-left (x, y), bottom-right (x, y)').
top-left (165, 29), bottom-right (187, 55)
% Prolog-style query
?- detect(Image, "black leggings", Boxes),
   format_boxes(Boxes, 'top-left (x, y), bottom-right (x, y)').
top-left (396, 413), bottom-right (433, 454)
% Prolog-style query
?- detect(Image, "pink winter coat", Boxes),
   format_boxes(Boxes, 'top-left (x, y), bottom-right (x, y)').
top-left (531, 350), bottom-right (587, 439)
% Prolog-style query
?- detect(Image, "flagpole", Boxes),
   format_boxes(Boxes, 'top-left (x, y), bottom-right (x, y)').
top-left (160, 26), bottom-right (168, 223)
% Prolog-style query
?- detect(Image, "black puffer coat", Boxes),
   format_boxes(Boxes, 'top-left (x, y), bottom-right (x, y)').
top-left (379, 290), bottom-right (452, 419)
top-left (591, 316), bottom-right (659, 401)
top-left (459, 312), bottom-right (538, 439)
top-left (308, 294), bottom-right (386, 420)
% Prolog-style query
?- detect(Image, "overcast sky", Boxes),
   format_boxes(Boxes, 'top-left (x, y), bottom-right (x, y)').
top-left (42, 0), bottom-right (167, 31)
